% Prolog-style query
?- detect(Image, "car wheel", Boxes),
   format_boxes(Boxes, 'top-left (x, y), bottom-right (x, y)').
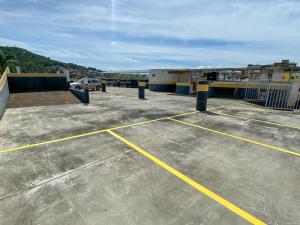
top-left (96, 85), bottom-right (101, 91)
top-left (75, 86), bottom-right (81, 90)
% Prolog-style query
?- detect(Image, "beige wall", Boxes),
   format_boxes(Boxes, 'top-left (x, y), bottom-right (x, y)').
top-left (149, 69), bottom-right (192, 83)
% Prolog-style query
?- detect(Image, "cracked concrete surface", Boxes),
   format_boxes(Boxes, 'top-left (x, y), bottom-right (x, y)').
top-left (0, 87), bottom-right (299, 225)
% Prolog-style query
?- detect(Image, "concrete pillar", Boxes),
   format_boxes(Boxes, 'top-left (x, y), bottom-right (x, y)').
top-left (84, 88), bottom-right (90, 104)
top-left (196, 81), bottom-right (209, 111)
top-left (138, 82), bottom-right (145, 99)
top-left (101, 80), bottom-right (107, 92)
top-left (287, 83), bottom-right (300, 108)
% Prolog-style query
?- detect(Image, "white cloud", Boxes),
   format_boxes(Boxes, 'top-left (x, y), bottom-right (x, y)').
top-left (0, 38), bottom-right (38, 51)
top-left (0, 0), bottom-right (299, 69)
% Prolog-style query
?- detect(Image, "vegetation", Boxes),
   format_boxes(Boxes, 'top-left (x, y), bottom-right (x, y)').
top-left (0, 49), bottom-right (18, 73)
top-left (0, 46), bottom-right (148, 81)
top-left (0, 46), bottom-right (101, 75)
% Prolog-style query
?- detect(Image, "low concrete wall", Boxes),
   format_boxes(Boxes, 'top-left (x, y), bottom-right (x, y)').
top-left (0, 68), bottom-right (10, 119)
top-left (209, 87), bottom-right (246, 99)
top-left (148, 83), bottom-right (176, 92)
top-left (8, 73), bottom-right (68, 92)
top-left (176, 82), bottom-right (193, 94)
top-left (70, 88), bottom-right (89, 104)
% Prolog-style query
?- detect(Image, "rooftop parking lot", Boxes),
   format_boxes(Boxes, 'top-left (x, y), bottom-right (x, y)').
top-left (0, 87), bottom-right (299, 225)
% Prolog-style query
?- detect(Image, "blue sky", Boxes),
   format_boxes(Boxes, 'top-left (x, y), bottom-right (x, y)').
top-left (0, 0), bottom-right (299, 70)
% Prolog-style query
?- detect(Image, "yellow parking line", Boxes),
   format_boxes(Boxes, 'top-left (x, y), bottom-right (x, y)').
top-left (109, 111), bottom-right (197, 130)
top-left (0, 107), bottom-right (225, 154)
top-left (0, 110), bottom-right (198, 154)
top-left (0, 129), bottom-right (110, 154)
top-left (168, 118), bottom-right (300, 157)
top-left (108, 130), bottom-right (266, 225)
top-left (209, 111), bottom-right (300, 130)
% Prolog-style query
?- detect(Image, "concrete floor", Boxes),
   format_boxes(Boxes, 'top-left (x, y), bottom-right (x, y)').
top-left (7, 91), bottom-right (80, 108)
top-left (0, 87), bottom-right (299, 225)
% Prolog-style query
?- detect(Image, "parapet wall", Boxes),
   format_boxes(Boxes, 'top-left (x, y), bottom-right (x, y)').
top-left (8, 73), bottom-right (68, 92)
top-left (0, 68), bottom-right (10, 119)
top-left (70, 88), bottom-right (89, 104)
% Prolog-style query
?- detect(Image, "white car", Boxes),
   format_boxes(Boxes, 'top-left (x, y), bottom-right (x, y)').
top-left (70, 78), bottom-right (101, 91)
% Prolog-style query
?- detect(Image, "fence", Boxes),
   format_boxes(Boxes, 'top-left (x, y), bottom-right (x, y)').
top-left (244, 82), bottom-right (300, 110)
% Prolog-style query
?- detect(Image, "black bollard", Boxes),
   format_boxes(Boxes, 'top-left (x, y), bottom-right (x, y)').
top-left (138, 82), bottom-right (145, 99)
top-left (101, 80), bottom-right (107, 92)
top-left (84, 88), bottom-right (90, 104)
top-left (196, 81), bottom-right (209, 111)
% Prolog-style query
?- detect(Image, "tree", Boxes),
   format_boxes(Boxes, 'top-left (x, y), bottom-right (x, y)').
top-left (0, 50), bottom-right (6, 72)
top-left (0, 49), bottom-right (18, 73)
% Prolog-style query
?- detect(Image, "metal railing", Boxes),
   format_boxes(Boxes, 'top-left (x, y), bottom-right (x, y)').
top-left (244, 82), bottom-right (300, 110)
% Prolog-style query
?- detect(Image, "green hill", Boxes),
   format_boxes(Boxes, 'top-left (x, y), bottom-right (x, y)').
top-left (0, 46), bottom-right (102, 77)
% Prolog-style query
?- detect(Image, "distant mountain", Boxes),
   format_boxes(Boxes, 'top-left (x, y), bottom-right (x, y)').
top-left (0, 46), bottom-right (102, 77)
